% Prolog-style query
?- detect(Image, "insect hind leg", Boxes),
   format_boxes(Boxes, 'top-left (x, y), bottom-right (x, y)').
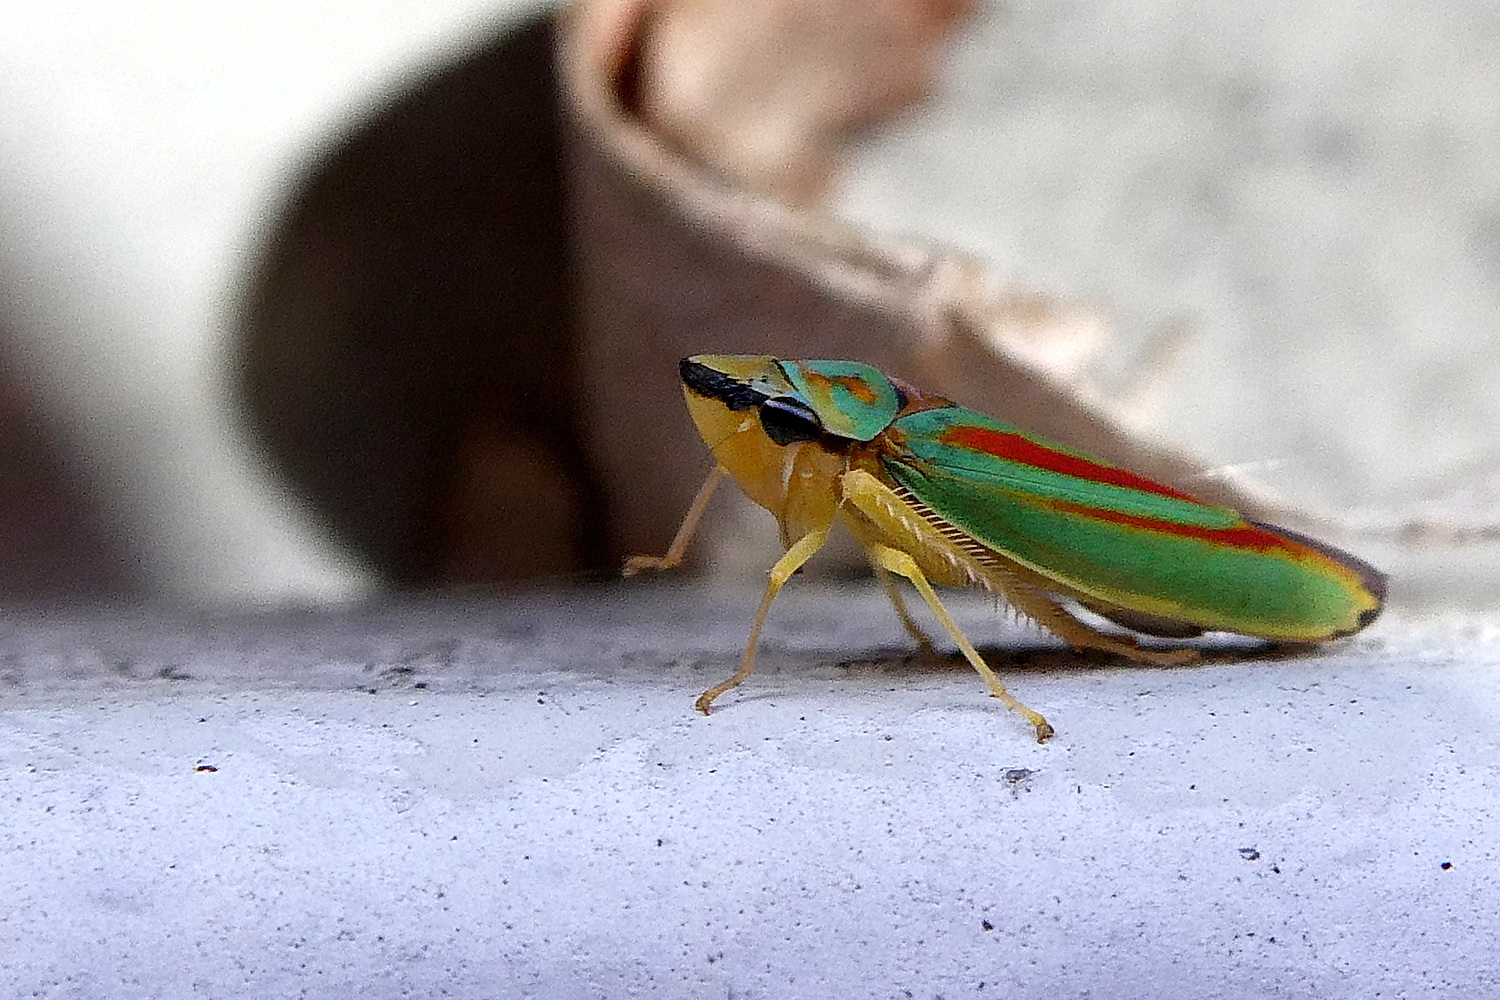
top-left (996, 580), bottom-right (1201, 668)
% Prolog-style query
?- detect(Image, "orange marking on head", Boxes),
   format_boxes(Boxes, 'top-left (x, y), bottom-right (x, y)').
top-left (800, 371), bottom-right (881, 406)
top-left (830, 375), bottom-right (880, 405)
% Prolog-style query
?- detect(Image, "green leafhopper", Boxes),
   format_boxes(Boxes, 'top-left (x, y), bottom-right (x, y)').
top-left (626, 355), bottom-right (1386, 742)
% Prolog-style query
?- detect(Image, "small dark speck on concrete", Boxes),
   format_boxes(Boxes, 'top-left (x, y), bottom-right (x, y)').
top-left (1441, 861), bottom-right (1454, 870)
top-left (981, 919), bottom-right (994, 931)
top-left (1239, 847), bottom-right (1261, 861)
top-left (194, 764), bottom-right (217, 773)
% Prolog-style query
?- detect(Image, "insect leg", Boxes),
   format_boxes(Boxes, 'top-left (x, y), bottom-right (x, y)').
top-left (865, 543), bottom-right (1053, 743)
top-left (622, 464), bottom-right (729, 576)
top-left (993, 581), bottom-right (1201, 668)
top-left (869, 560), bottom-right (938, 656)
top-left (696, 527), bottom-right (831, 714)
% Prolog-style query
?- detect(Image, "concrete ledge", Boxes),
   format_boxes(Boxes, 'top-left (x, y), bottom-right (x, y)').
top-left (1, 584), bottom-right (1494, 997)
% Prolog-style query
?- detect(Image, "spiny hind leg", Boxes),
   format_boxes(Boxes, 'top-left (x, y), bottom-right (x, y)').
top-left (997, 580), bottom-right (1200, 667)
top-left (696, 528), bottom-right (830, 714)
top-left (870, 560), bottom-right (938, 657)
top-left (865, 543), bottom-right (1053, 743)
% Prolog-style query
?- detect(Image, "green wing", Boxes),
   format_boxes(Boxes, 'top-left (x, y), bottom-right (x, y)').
top-left (879, 407), bottom-right (1383, 640)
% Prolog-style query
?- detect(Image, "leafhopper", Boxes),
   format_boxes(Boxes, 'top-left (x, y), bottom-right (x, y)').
top-left (626, 355), bottom-right (1386, 741)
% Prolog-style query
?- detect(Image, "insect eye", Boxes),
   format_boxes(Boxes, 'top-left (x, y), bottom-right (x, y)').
top-left (758, 396), bottom-right (823, 445)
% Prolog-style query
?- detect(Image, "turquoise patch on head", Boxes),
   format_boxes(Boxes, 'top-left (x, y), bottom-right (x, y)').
top-left (778, 360), bottom-right (900, 441)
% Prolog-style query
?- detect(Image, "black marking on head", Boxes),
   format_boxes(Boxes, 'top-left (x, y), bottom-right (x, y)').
top-left (758, 396), bottom-right (823, 446)
top-left (680, 358), bottom-right (769, 411)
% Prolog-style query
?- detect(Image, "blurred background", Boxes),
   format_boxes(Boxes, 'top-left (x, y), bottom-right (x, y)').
top-left (0, 0), bottom-right (1496, 606)
top-left (0, 0), bottom-right (555, 602)
top-left (837, 1), bottom-right (1500, 520)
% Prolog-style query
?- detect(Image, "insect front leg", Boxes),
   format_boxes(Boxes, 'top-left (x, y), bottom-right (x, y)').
top-left (622, 464), bottom-right (729, 576)
top-left (696, 527), bottom-right (831, 714)
top-left (865, 543), bottom-right (1053, 743)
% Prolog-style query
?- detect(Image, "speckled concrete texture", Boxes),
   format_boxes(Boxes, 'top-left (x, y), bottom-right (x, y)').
top-left (2, 587), bottom-right (1496, 997)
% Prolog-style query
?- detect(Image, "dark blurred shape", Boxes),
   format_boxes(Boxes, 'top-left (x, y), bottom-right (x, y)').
top-left (0, 346), bottom-right (142, 598)
top-left (239, 14), bottom-right (607, 586)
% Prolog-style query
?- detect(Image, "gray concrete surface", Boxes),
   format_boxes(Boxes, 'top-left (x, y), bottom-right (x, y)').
top-left (3, 585), bottom-right (1496, 997)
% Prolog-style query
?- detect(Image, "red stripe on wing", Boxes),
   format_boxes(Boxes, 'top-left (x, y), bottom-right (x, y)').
top-left (938, 425), bottom-right (1204, 504)
top-left (1046, 499), bottom-right (1312, 561)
